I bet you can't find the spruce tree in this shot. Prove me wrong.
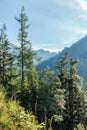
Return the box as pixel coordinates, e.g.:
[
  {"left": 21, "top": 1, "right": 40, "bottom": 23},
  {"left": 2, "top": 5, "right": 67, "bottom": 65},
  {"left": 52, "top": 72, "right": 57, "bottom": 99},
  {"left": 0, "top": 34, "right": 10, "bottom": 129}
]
[
  {"left": 78, "top": 90, "right": 87, "bottom": 130},
  {"left": 15, "top": 7, "right": 38, "bottom": 113},
  {"left": 38, "top": 67, "right": 65, "bottom": 130},
  {"left": 0, "top": 24, "right": 10, "bottom": 85},
  {"left": 67, "top": 58, "right": 82, "bottom": 130},
  {"left": 56, "top": 53, "right": 84, "bottom": 130},
  {"left": 15, "top": 6, "right": 30, "bottom": 85},
  {"left": 56, "top": 53, "right": 69, "bottom": 89},
  {"left": 0, "top": 24, "right": 17, "bottom": 99}
]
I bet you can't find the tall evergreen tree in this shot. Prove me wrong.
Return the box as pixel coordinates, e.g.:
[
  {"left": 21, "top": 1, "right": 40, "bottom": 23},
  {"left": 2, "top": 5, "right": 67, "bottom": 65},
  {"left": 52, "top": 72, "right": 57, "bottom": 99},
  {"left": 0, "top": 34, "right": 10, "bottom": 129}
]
[
  {"left": 56, "top": 53, "right": 84, "bottom": 130},
  {"left": 15, "top": 6, "right": 31, "bottom": 85},
  {"left": 0, "top": 24, "right": 10, "bottom": 85},
  {"left": 0, "top": 24, "right": 17, "bottom": 99},
  {"left": 56, "top": 53, "right": 69, "bottom": 89},
  {"left": 78, "top": 90, "right": 87, "bottom": 130},
  {"left": 37, "top": 67, "right": 65, "bottom": 130},
  {"left": 67, "top": 58, "right": 82, "bottom": 130},
  {"left": 15, "top": 7, "right": 38, "bottom": 113},
  {"left": 0, "top": 34, "right": 2, "bottom": 82}
]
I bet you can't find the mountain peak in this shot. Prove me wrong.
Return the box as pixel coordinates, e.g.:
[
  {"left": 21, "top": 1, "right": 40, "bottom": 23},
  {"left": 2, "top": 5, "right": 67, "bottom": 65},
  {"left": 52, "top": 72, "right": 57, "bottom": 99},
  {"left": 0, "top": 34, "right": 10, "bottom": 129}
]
[{"left": 36, "top": 36, "right": 87, "bottom": 91}]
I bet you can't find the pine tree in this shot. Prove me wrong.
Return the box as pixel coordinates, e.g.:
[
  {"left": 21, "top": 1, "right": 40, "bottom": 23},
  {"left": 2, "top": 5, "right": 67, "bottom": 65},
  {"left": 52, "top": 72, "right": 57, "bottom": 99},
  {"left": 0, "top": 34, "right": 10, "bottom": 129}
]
[
  {"left": 67, "top": 58, "right": 82, "bottom": 130},
  {"left": 78, "top": 90, "right": 87, "bottom": 130},
  {"left": 15, "top": 6, "right": 30, "bottom": 86},
  {"left": 56, "top": 53, "right": 84, "bottom": 130},
  {"left": 56, "top": 53, "right": 69, "bottom": 89},
  {"left": 38, "top": 67, "right": 65, "bottom": 130},
  {"left": 0, "top": 24, "right": 17, "bottom": 99},
  {"left": 56, "top": 53, "right": 69, "bottom": 129},
  {"left": 0, "top": 24, "right": 10, "bottom": 85},
  {"left": 15, "top": 7, "right": 38, "bottom": 113},
  {"left": 0, "top": 34, "right": 2, "bottom": 82}
]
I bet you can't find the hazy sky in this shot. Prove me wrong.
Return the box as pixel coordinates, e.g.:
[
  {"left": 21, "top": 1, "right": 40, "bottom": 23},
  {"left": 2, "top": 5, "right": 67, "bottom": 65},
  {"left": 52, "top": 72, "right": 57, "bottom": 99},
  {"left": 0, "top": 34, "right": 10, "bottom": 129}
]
[{"left": 0, "top": 0, "right": 87, "bottom": 52}]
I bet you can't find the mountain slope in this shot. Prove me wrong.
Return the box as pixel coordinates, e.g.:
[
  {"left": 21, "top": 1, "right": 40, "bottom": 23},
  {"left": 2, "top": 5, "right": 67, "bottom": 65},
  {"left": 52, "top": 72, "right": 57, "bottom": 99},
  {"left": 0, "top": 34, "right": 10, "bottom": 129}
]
[
  {"left": 34, "top": 49, "right": 57, "bottom": 65},
  {"left": 8, "top": 44, "right": 57, "bottom": 64},
  {"left": 36, "top": 36, "right": 87, "bottom": 90}
]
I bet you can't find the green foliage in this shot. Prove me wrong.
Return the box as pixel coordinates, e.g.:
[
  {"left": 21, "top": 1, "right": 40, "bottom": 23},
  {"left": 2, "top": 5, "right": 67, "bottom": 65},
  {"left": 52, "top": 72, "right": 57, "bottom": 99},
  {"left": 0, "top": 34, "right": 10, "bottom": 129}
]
[
  {"left": 37, "top": 67, "right": 65, "bottom": 129},
  {"left": 14, "top": 7, "right": 38, "bottom": 115},
  {"left": 56, "top": 53, "right": 87, "bottom": 130},
  {"left": 15, "top": 6, "right": 35, "bottom": 86},
  {"left": 0, "top": 89, "right": 44, "bottom": 130},
  {"left": 0, "top": 24, "right": 10, "bottom": 84},
  {"left": 0, "top": 24, "right": 17, "bottom": 99},
  {"left": 0, "top": 6, "right": 86, "bottom": 130},
  {"left": 78, "top": 91, "right": 87, "bottom": 130}
]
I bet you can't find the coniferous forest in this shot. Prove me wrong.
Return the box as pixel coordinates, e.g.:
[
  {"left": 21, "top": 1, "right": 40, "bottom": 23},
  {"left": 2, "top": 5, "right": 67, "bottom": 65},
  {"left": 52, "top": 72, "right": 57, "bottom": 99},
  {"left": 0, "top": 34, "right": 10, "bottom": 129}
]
[{"left": 0, "top": 7, "right": 87, "bottom": 130}]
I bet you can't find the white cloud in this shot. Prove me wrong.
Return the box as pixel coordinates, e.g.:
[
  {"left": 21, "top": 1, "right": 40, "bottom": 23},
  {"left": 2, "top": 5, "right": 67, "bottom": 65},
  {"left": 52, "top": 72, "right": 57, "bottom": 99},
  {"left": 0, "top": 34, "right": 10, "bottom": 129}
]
[
  {"left": 52, "top": 18, "right": 87, "bottom": 36},
  {"left": 74, "top": 0, "right": 87, "bottom": 21},
  {"left": 75, "top": 0, "right": 87, "bottom": 11},
  {"left": 74, "top": 27, "right": 87, "bottom": 34},
  {"left": 53, "top": 0, "right": 78, "bottom": 9},
  {"left": 62, "top": 39, "right": 76, "bottom": 45},
  {"left": 53, "top": 0, "right": 87, "bottom": 11},
  {"left": 64, "top": 25, "right": 87, "bottom": 35},
  {"left": 79, "top": 13, "right": 87, "bottom": 21},
  {"left": 32, "top": 43, "right": 62, "bottom": 52},
  {"left": 53, "top": 0, "right": 80, "bottom": 9},
  {"left": 33, "top": 47, "right": 62, "bottom": 53}
]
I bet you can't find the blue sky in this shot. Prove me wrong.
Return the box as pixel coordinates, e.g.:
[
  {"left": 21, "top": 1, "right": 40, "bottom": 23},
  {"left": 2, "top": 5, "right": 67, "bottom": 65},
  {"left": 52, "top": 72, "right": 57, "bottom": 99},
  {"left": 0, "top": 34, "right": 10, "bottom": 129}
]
[{"left": 0, "top": 0, "right": 87, "bottom": 52}]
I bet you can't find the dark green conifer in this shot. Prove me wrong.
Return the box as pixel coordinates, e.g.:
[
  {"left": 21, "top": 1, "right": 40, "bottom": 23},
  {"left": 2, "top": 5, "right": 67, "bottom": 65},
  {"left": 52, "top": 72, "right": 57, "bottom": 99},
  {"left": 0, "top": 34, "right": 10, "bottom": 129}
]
[{"left": 15, "top": 6, "right": 30, "bottom": 85}]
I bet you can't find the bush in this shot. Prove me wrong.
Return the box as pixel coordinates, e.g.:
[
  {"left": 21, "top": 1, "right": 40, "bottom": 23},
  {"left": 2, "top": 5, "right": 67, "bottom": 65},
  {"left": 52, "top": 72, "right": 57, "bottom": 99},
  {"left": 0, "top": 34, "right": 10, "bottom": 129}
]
[{"left": 0, "top": 90, "right": 44, "bottom": 130}]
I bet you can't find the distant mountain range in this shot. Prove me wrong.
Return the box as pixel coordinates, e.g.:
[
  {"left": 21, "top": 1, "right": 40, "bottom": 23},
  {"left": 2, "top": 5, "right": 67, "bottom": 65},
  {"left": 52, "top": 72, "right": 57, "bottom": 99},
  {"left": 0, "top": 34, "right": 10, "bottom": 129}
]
[
  {"left": 9, "top": 43, "right": 58, "bottom": 65},
  {"left": 36, "top": 36, "right": 87, "bottom": 91},
  {"left": 9, "top": 36, "right": 87, "bottom": 90},
  {"left": 35, "top": 49, "right": 57, "bottom": 65}
]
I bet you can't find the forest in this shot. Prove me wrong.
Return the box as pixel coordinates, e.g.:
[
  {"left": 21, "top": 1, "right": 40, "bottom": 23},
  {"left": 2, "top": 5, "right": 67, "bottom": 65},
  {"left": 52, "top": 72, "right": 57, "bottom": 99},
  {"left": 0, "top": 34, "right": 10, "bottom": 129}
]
[{"left": 0, "top": 7, "right": 87, "bottom": 130}]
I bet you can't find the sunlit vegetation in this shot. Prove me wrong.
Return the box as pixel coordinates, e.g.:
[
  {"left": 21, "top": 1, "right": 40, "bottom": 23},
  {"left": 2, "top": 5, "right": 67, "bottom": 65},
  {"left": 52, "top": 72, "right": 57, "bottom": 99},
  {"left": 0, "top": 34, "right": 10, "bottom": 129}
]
[
  {"left": 0, "top": 88, "right": 44, "bottom": 130},
  {"left": 0, "top": 6, "right": 87, "bottom": 130}
]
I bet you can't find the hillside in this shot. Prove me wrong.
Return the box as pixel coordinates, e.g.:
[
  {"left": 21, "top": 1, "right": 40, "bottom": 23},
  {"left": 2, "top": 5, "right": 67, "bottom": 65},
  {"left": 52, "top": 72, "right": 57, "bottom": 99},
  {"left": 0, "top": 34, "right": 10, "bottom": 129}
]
[{"left": 36, "top": 36, "right": 87, "bottom": 90}]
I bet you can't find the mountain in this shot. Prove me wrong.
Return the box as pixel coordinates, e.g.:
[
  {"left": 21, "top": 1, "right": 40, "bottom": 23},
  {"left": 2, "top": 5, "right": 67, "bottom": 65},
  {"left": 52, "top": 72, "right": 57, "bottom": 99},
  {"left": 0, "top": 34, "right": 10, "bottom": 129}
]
[
  {"left": 8, "top": 44, "right": 58, "bottom": 65},
  {"left": 34, "top": 49, "right": 57, "bottom": 65},
  {"left": 8, "top": 37, "right": 87, "bottom": 90},
  {"left": 36, "top": 36, "right": 87, "bottom": 90}
]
